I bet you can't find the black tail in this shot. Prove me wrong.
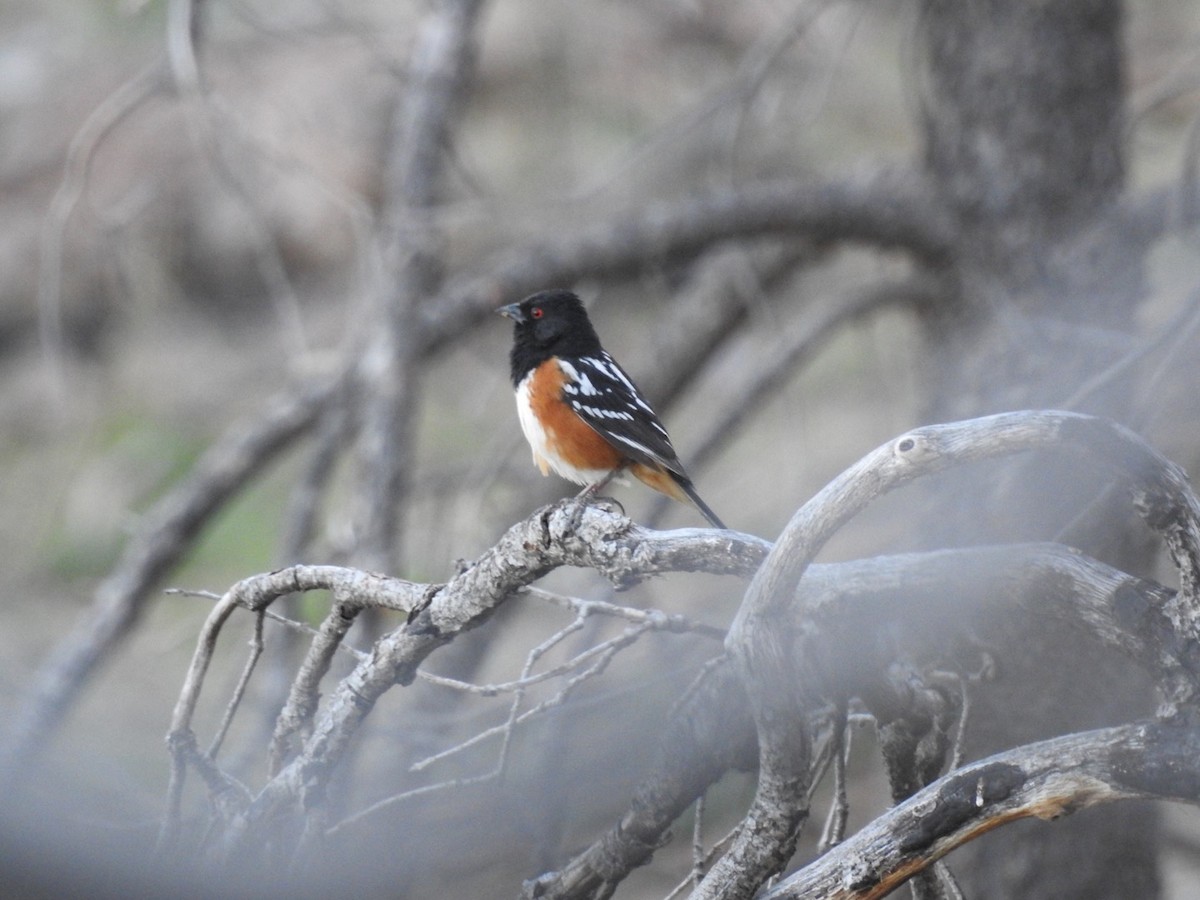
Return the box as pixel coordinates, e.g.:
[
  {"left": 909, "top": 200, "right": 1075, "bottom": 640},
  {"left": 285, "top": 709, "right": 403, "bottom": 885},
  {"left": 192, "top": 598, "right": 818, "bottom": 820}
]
[{"left": 676, "top": 476, "right": 726, "bottom": 530}]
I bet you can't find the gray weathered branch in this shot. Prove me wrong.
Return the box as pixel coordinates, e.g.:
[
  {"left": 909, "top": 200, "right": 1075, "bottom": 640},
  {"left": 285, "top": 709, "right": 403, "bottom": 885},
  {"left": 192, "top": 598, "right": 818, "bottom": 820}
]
[
  {"left": 352, "top": 0, "right": 486, "bottom": 574},
  {"left": 763, "top": 722, "right": 1200, "bottom": 900},
  {"left": 159, "top": 504, "right": 769, "bottom": 856},
  {"left": 529, "top": 539, "right": 1196, "bottom": 899},
  {"left": 421, "top": 167, "right": 954, "bottom": 349},
  {"left": 698, "top": 410, "right": 1200, "bottom": 899}
]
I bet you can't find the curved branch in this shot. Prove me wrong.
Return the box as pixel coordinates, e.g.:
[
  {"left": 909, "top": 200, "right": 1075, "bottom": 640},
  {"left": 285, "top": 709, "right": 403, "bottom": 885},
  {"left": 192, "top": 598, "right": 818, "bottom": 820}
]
[
  {"left": 523, "top": 539, "right": 1195, "bottom": 899},
  {"left": 686, "top": 274, "right": 939, "bottom": 475},
  {"left": 704, "top": 411, "right": 1200, "bottom": 899},
  {"left": 737, "top": 412, "right": 1200, "bottom": 637},
  {"left": 177, "top": 505, "right": 769, "bottom": 852},
  {"left": 421, "top": 167, "right": 954, "bottom": 349},
  {"left": 156, "top": 486, "right": 1198, "bottom": 889},
  {"left": 795, "top": 543, "right": 1195, "bottom": 703},
  {"left": 37, "top": 60, "right": 169, "bottom": 396},
  {"left": 763, "top": 721, "right": 1200, "bottom": 900},
  {"left": 161, "top": 565, "right": 425, "bottom": 848}
]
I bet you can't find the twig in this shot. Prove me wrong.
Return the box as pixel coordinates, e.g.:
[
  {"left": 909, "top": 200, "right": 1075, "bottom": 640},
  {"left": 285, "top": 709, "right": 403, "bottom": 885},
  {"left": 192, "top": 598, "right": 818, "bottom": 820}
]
[
  {"left": 525, "top": 652, "right": 758, "bottom": 900},
  {"left": 687, "top": 274, "right": 936, "bottom": 474},
  {"left": 494, "top": 610, "right": 593, "bottom": 776},
  {"left": 351, "top": 0, "right": 486, "bottom": 574},
  {"left": 267, "top": 598, "right": 367, "bottom": 775},
  {"left": 410, "top": 621, "right": 653, "bottom": 773},
  {"left": 948, "top": 674, "right": 969, "bottom": 772},
  {"left": 663, "top": 820, "right": 743, "bottom": 900},
  {"left": 1060, "top": 277, "right": 1200, "bottom": 418},
  {"left": 208, "top": 609, "right": 266, "bottom": 758},
  {"left": 722, "top": 0, "right": 852, "bottom": 186},
  {"left": 325, "top": 770, "right": 499, "bottom": 837},
  {"left": 525, "top": 587, "right": 726, "bottom": 640},
  {"left": 38, "top": 60, "right": 168, "bottom": 399},
  {"left": 643, "top": 243, "right": 813, "bottom": 526},
  {"left": 565, "top": 0, "right": 835, "bottom": 204},
  {"left": 411, "top": 580, "right": 728, "bottom": 699},
  {"left": 330, "top": 624, "right": 647, "bottom": 836},
  {"left": 818, "top": 703, "right": 850, "bottom": 853},
  {"left": 165, "top": 587, "right": 368, "bottom": 663},
  {"left": 160, "top": 565, "right": 427, "bottom": 846},
  {"left": 167, "top": 0, "right": 316, "bottom": 351},
  {"left": 646, "top": 243, "right": 806, "bottom": 413},
  {"left": 932, "top": 863, "right": 966, "bottom": 900}
]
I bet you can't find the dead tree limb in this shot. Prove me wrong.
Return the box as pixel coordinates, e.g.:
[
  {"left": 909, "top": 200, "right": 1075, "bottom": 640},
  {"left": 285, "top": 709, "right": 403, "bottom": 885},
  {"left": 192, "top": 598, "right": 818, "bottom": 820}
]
[
  {"left": 698, "top": 410, "right": 1200, "bottom": 899},
  {"left": 529, "top": 537, "right": 1195, "bottom": 899},
  {"left": 351, "top": 0, "right": 486, "bottom": 574},
  {"left": 422, "top": 167, "right": 954, "bottom": 349},
  {"left": 763, "top": 721, "right": 1200, "bottom": 900},
  {"left": 159, "top": 503, "right": 770, "bottom": 859},
  {"left": 154, "top": 411, "right": 1200, "bottom": 895}
]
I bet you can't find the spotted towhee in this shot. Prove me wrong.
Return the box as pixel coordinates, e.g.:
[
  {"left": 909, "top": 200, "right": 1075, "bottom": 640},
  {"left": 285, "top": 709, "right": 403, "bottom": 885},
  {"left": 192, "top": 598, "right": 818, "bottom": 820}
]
[{"left": 498, "top": 289, "right": 726, "bottom": 529}]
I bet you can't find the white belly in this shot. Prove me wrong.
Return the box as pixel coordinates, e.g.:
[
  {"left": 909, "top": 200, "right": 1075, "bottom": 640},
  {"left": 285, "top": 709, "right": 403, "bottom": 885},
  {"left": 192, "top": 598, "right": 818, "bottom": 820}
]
[{"left": 515, "top": 374, "right": 612, "bottom": 486}]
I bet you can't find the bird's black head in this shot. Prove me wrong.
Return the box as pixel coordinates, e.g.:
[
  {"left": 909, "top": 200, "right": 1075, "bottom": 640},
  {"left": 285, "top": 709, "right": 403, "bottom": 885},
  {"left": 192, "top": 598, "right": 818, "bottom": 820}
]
[{"left": 498, "top": 290, "right": 603, "bottom": 385}]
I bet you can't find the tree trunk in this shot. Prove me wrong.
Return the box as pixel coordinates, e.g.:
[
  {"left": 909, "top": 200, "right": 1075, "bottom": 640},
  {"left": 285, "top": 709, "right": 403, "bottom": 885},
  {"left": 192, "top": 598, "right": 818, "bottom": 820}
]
[{"left": 917, "top": 1, "right": 1160, "bottom": 897}]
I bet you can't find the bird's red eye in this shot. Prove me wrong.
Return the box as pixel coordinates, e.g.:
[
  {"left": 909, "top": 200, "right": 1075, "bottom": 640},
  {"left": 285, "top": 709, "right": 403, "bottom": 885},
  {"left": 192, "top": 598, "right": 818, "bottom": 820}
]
[{"left": 531, "top": 307, "right": 544, "bottom": 319}]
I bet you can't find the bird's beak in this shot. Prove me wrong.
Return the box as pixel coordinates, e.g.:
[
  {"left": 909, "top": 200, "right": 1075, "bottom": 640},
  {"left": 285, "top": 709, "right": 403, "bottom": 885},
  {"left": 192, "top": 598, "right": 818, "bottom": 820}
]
[{"left": 496, "top": 303, "right": 525, "bottom": 323}]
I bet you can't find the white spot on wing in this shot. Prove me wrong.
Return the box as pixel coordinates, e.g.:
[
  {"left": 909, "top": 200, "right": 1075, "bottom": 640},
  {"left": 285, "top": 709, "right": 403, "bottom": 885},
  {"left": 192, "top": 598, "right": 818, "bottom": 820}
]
[
  {"left": 599, "top": 352, "right": 654, "bottom": 413},
  {"left": 557, "top": 359, "right": 599, "bottom": 396},
  {"left": 573, "top": 401, "right": 635, "bottom": 421}
]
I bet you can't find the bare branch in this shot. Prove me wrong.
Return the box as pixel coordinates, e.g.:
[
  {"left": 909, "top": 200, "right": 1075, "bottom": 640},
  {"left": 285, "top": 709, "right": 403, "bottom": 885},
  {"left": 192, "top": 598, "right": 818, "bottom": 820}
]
[
  {"left": 266, "top": 597, "right": 367, "bottom": 775},
  {"left": 523, "top": 657, "right": 759, "bottom": 900},
  {"left": 208, "top": 609, "right": 266, "bottom": 759},
  {"left": 644, "top": 244, "right": 809, "bottom": 410},
  {"left": 687, "top": 274, "right": 937, "bottom": 475},
  {"left": 154, "top": 463, "right": 1198, "bottom": 892},
  {"left": 160, "top": 565, "right": 426, "bottom": 847},
  {"left": 817, "top": 703, "right": 849, "bottom": 853},
  {"left": 37, "top": 60, "right": 168, "bottom": 397},
  {"left": 421, "top": 168, "right": 954, "bottom": 350},
  {"left": 413, "top": 587, "right": 722, "bottom": 700},
  {"left": 352, "top": 0, "right": 486, "bottom": 573},
  {"left": 762, "top": 722, "right": 1200, "bottom": 900},
  {"left": 702, "top": 410, "right": 1200, "bottom": 898},
  {"left": 532, "top": 538, "right": 1191, "bottom": 899},
  {"left": 162, "top": 505, "right": 767, "bottom": 860}
]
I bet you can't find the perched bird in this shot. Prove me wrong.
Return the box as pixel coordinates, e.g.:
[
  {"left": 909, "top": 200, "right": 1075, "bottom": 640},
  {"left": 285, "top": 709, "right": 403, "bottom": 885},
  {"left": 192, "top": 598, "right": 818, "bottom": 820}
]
[{"left": 498, "top": 289, "right": 726, "bottom": 529}]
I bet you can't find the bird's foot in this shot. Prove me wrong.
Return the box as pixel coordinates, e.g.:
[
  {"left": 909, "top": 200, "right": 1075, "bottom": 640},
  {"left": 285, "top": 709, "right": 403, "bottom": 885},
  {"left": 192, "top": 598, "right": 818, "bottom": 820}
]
[
  {"left": 566, "top": 492, "right": 594, "bottom": 531},
  {"left": 566, "top": 469, "right": 625, "bottom": 531},
  {"left": 564, "top": 492, "right": 625, "bottom": 532},
  {"left": 590, "top": 495, "right": 625, "bottom": 518}
]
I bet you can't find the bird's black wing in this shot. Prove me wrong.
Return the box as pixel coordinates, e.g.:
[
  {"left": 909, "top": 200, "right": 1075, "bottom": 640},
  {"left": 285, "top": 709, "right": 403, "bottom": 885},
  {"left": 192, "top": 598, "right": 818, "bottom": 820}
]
[{"left": 559, "top": 353, "right": 686, "bottom": 475}]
